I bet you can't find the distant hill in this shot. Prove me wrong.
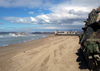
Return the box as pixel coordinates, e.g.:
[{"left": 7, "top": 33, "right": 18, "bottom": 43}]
[{"left": 32, "top": 32, "right": 55, "bottom": 34}]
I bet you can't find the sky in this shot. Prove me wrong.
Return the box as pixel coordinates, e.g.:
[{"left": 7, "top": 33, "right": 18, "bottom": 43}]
[{"left": 0, "top": 0, "right": 99, "bottom": 32}]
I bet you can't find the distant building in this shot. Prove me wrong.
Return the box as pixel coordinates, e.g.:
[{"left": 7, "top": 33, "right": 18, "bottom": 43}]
[{"left": 55, "top": 30, "right": 77, "bottom": 35}]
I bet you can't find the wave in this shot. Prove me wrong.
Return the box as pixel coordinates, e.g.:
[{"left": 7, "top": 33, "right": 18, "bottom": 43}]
[
  {"left": 0, "top": 34, "right": 49, "bottom": 47},
  {"left": 0, "top": 44, "right": 9, "bottom": 47},
  {"left": 0, "top": 35, "right": 4, "bottom": 38},
  {"left": 9, "top": 33, "right": 26, "bottom": 37},
  {"left": 0, "top": 33, "right": 49, "bottom": 38},
  {"left": 0, "top": 33, "right": 29, "bottom": 38},
  {"left": 42, "top": 36, "right": 46, "bottom": 37}
]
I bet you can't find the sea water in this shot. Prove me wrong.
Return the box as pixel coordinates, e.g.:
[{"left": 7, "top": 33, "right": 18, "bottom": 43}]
[{"left": 0, "top": 33, "right": 48, "bottom": 47}]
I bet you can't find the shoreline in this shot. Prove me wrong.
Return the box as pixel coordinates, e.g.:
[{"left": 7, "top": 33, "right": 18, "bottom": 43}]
[
  {"left": 0, "top": 34, "right": 52, "bottom": 48},
  {"left": 0, "top": 34, "right": 54, "bottom": 47},
  {"left": 0, "top": 35, "right": 54, "bottom": 64}
]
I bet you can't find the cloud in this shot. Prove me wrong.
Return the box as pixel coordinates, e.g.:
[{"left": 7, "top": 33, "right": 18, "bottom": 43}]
[
  {"left": 71, "top": 0, "right": 98, "bottom": 8},
  {"left": 29, "top": 12, "right": 34, "bottom": 15},
  {"left": 2, "top": 7, "right": 87, "bottom": 30},
  {"left": 30, "top": 17, "right": 37, "bottom": 22},
  {"left": 0, "top": 0, "right": 41, "bottom": 8},
  {"left": 35, "top": 8, "right": 87, "bottom": 25},
  {"left": 24, "top": 9, "right": 27, "bottom": 10},
  {"left": 38, "top": 10, "right": 42, "bottom": 12},
  {"left": 30, "top": 24, "right": 84, "bottom": 31},
  {"left": 0, "top": 0, "right": 55, "bottom": 8},
  {"left": 1, "top": 0, "right": 98, "bottom": 31},
  {"left": 0, "top": 0, "right": 98, "bottom": 9},
  {"left": 2, "top": 17, "right": 37, "bottom": 24}
]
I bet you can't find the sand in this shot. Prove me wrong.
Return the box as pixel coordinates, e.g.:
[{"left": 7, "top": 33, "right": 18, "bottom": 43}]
[{"left": 0, "top": 35, "right": 89, "bottom": 71}]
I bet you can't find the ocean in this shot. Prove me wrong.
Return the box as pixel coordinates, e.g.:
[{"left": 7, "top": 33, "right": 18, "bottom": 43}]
[{"left": 0, "top": 33, "right": 49, "bottom": 47}]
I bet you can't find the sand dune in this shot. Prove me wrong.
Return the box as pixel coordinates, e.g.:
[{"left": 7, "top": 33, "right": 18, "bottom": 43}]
[{"left": 0, "top": 35, "right": 89, "bottom": 71}]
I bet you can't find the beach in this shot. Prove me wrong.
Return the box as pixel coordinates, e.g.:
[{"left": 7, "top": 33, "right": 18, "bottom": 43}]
[{"left": 0, "top": 35, "right": 89, "bottom": 71}]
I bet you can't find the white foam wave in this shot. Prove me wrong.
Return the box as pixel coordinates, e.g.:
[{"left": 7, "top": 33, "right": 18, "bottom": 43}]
[
  {"left": 9, "top": 33, "right": 25, "bottom": 37},
  {"left": 2, "top": 44, "right": 9, "bottom": 47},
  {"left": 0, "top": 35, "right": 3, "bottom": 38},
  {"left": 0, "top": 34, "right": 49, "bottom": 47},
  {"left": 0, "top": 35, "right": 8, "bottom": 38},
  {"left": 23, "top": 41, "right": 27, "bottom": 42},
  {"left": 9, "top": 33, "right": 16, "bottom": 36},
  {"left": 33, "top": 35, "right": 36, "bottom": 36},
  {"left": 42, "top": 36, "right": 46, "bottom": 37}
]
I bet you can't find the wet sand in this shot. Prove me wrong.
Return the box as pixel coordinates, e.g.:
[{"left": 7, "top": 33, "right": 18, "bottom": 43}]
[{"left": 0, "top": 35, "right": 89, "bottom": 71}]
